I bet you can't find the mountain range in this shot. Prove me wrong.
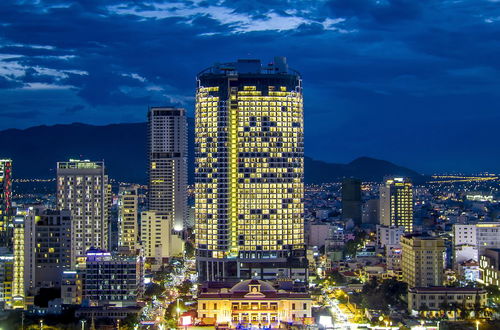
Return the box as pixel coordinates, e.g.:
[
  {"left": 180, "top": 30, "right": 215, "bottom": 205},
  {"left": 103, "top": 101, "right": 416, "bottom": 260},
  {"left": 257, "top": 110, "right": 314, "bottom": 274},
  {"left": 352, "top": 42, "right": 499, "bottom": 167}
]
[{"left": 0, "top": 121, "right": 425, "bottom": 184}]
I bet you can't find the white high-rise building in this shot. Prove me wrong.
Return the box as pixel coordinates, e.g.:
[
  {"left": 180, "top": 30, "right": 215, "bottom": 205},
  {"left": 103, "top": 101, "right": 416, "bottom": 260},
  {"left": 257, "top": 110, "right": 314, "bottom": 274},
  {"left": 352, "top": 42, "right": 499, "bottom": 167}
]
[
  {"left": 148, "top": 107, "right": 188, "bottom": 232},
  {"left": 379, "top": 177, "right": 414, "bottom": 232},
  {"left": 57, "top": 160, "right": 111, "bottom": 265}
]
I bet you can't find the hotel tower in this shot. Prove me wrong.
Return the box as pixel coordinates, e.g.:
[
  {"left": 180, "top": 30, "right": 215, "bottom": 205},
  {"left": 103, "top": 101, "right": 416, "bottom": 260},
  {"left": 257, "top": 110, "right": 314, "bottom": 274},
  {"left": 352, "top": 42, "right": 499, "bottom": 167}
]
[
  {"left": 380, "top": 177, "right": 414, "bottom": 232},
  {"left": 148, "top": 107, "right": 188, "bottom": 232},
  {"left": 0, "top": 159, "right": 12, "bottom": 248},
  {"left": 195, "top": 57, "right": 307, "bottom": 281}
]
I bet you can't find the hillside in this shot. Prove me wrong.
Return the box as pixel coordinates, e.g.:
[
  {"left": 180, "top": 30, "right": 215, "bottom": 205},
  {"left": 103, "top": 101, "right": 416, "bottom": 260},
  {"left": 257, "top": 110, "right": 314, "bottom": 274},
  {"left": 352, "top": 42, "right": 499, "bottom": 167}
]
[{"left": 0, "top": 122, "right": 425, "bottom": 184}]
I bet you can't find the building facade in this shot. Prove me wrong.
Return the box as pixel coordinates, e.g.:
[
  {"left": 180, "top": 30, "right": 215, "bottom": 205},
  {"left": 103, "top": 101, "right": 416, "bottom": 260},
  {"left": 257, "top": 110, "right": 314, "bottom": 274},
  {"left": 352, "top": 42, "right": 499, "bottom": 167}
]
[
  {"left": 479, "top": 248, "right": 500, "bottom": 286},
  {"left": 61, "top": 270, "right": 82, "bottom": 305},
  {"left": 341, "top": 178, "right": 362, "bottom": 225},
  {"left": 148, "top": 107, "right": 188, "bottom": 232},
  {"left": 401, "top": 234, "right": 445, "bottom": 288},
  {"left": 12, "top": 214, "right": 26, "bottom": 309},
  {"left": 118, "top": 186, "right": 139, "bottom": 253},
  {"left": 377, "top": 225, "right": 405, "bottom": 248},
  {"left": 0, "top": 253, "right": 13, "bottom": 309},
  {"left": 25, "top": 208, "right": 72, "bottom": 291},
  {"left": 57, "top": 160, "right": 111, "bottom": 264},
  {"left": 0, "top": 159, "right": 12, "bottom": 248},
  {"left": 379, "top": 177, "right": 414, "bottom": 232},
  {"left": 83, "top": 249, "right": 143, "bottom": 307},
  {"left": 197, "top": 279, "right": 312, "bottom": 327},
  {"left": 195, "top": 57, "right": 307, "bottom": 282},
  {"left": 140, "top": 211, "right": 184, "bottom": 260},
  {"left": 453, "top": 223, "right": 500, "bottom": 261},
  {"left": 407, "top": 287, "right": 487, "bottom": 316}
]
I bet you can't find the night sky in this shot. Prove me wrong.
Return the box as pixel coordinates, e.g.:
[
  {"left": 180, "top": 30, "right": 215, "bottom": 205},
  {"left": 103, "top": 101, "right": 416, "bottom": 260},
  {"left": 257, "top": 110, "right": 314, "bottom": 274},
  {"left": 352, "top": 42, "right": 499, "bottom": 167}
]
[{"left": 0, "top": 0, "right": 499, "bottom": 174}]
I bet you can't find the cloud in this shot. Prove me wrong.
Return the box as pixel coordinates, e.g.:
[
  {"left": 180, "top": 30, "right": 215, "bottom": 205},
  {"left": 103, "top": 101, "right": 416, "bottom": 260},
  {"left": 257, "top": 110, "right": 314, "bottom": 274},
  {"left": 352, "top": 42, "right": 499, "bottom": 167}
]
[
  {"left": 63, "top": 104, "right": 85, "bottom": 114},
  {"left": 0, "top": 0, "right": 500, "bottom": 172}
]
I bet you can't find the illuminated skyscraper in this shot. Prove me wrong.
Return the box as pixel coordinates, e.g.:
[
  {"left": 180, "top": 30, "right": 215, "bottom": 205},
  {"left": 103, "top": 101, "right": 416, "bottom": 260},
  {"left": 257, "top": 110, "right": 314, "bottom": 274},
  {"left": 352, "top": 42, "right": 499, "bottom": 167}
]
[
  {"left": 118, "top": 186, "right": 139, "bottom": 253},
  {"left": 57, "top": 160, "right": 111, "bottom": 265},
  {"left": 0, "top": 159, "right": 12, "bottom": 248},
  {"left": 11, "top": 214, "right": 25, "bottom": 309},
  {"left": 379, "top": 177, "right": 414, "bottom": 232},
  {"left": 148, "top": 107, "right": 188, "bottom": 232},
  {"left": 195, "top": 57, "right": 306, "bottom": 281}
]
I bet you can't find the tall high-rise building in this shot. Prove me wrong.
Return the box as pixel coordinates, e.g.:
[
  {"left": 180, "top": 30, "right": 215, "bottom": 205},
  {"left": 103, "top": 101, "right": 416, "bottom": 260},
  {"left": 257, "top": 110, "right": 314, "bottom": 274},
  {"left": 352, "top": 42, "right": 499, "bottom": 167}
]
[
  {"left": 401, "top": 234, "right": 445, "bottom": 288},
  {"left": 12, "top": 214, "right": 26, "bottom": 309},
  {"left": 57, "top": 160, "right": 110, "bottom": 264},
  {"left": 0, "top": 159, "right": 13, "bottom": 248},
  {"left": 148, "top": 107, "right": 188, "bottom": 231},
  {"left": 341, "top": 178, "right": 362, "bottom": 225},
  {"left": 118, "top": 186, "right": 139, "bottom": 253},
  {"left": 379, "top": 177, "right": 414, "bottom": 232},
  {"left": 195, "top": 57, "right": 307, "bottom": 282}
]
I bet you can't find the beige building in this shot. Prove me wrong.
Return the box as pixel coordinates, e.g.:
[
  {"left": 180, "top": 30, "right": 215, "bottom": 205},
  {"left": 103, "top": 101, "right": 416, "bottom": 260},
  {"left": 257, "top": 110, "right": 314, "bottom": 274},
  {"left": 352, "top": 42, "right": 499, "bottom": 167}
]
[
  {"left": 408, "top": 287, "right": 487, "bottom": 317},
  {"left": 401, "top": 234, "right": 445, "bottom": 288},
  {"left": 118, "top": 186, "right": 139, "bottom": 253},
  {"left": 379, "top": 177, "right": 413, "bottom": 232},
  {"left": 140, "top": 211, "right": 184, "bottom": 261},
  {"left": 197, "top": 279, "right": 312, "bottom": 327}
]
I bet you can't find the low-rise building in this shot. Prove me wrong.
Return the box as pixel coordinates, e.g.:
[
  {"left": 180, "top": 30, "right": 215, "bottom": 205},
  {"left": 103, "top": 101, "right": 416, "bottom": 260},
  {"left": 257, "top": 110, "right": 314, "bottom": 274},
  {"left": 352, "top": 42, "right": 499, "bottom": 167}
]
[
  {"left": 83, "top": 249, "right": 143, "bottom": 307},
  {"left": 457, "top": 259, "right": 480, "bottom": 284},
  {"left": 61, "top": 270, "right": 82, "bottom": 305},
  {"left": 197, "top": 279, "right": 312, "bottom": 327},
  {"left": 479, "top": 248, "right": 500, "bottom": 286},
  {"left": 377, "top": 225, "right": 405, "bottom": 248},
  {"left": 408, "top": 287, "right": 487, "bottom": 318},
  {"left": 386, "top": 245, "right": 402, "bottom": 270}
]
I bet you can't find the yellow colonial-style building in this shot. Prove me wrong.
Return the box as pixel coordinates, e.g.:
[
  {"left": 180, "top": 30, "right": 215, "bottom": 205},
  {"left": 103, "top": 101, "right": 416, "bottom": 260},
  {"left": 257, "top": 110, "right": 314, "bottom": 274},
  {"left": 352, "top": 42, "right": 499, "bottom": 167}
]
[{"left": 197, "top": 279, "right": 312, "bottom": 327}]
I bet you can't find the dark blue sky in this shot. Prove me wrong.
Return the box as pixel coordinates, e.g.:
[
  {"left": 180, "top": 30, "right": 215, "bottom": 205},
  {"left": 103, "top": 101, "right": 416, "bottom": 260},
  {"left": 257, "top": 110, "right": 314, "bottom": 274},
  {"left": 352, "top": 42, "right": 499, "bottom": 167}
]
[{"left": 0, "top": 0, "right": 499, "bottom": 174}]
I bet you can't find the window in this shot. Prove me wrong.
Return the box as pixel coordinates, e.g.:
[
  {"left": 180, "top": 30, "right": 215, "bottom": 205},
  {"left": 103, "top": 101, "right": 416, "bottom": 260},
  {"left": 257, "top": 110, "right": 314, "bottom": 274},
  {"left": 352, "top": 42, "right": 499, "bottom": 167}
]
[
  {"left": 292, "top": 303, "right": 296, "bottom": 310},
  {"left": 303, "top": 303, "right": 307, "bottom": 309}
]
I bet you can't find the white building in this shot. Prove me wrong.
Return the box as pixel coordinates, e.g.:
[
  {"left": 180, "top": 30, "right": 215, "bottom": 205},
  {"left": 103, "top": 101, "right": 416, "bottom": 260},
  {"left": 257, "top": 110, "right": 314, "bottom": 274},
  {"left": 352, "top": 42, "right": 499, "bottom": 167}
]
[
  {"left": 148, "top": 107, "right": 188, "bottom": 232},
  {"left": 453, "top": 223, "right": 500, "bottom": 262},
  {"left": 57, "top": 160, "right": 111, "bottom": 265},
  {"left": 377, "top": 225, "right": 405, "bottom": 248}
]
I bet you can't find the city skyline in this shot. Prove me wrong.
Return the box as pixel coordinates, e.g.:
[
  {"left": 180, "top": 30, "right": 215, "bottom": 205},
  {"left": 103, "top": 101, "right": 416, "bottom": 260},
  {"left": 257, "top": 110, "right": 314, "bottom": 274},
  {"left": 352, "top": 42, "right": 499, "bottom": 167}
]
[{"left": 0, "top": 1, "right": 499, "bottom": 174}]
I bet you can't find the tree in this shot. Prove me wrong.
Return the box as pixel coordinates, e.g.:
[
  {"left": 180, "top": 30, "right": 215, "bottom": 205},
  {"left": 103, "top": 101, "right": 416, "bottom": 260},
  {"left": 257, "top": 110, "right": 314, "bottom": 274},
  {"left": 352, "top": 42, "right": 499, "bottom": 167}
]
[
  {"left": 144, "top": 283, "right": 164, "bottom": 298},
  {"left": 185, "top": 241, "right": 195, "bottom": 258}
]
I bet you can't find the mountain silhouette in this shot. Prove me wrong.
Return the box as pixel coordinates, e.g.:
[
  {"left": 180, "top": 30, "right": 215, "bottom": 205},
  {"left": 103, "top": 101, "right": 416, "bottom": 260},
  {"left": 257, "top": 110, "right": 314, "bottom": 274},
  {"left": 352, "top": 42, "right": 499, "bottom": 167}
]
[{"left": 0, "top": 121, "right": 425, "bottom": 185}]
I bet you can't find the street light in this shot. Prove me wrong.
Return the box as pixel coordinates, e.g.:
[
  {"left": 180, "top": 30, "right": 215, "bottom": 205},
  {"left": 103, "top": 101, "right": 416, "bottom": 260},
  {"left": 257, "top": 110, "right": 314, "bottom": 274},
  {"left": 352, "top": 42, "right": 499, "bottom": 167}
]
[
  {"left": 39, "top": 319, "right": 43, "bottom": 330},
  {"left": 476, "top": 320, "right": 480, "bottom": 330},
  {"left": 80, "top": 320, "right": 86, "bottom": 330}
]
